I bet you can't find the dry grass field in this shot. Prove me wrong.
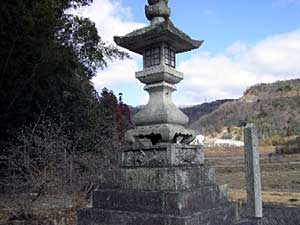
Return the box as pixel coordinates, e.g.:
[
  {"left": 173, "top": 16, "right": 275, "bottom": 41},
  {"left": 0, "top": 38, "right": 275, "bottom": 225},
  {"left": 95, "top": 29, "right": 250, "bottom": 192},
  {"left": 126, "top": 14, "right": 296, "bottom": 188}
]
[
  {"left": 204, "top": 146, "right": 300, "bottom": 206},
  {"left": 203, "top": 146, "right": 275, "bottom": 157},
  {"left": 229, "top": 190, "right": 300, "bottom": 206}
]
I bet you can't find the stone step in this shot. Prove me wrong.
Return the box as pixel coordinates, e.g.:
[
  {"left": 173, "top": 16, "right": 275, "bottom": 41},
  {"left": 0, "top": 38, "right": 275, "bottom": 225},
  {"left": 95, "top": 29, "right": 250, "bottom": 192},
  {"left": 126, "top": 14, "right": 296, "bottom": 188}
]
[
  {"left": 98, "top": 166, "right": 217, "bottom": 191},
  {"left": 77, "top": 205, "right": 237, "bottom": 225},
  {"left": 119, "top": 166, "right": 216, "bottom": 191},
  {"left": 92, "top": 185, "right": 228, "bottom": 216}
]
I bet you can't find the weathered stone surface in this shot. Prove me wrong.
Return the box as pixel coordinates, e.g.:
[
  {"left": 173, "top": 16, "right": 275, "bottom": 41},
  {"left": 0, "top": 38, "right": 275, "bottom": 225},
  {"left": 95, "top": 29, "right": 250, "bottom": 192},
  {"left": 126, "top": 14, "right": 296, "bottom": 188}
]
[
  {"left": 244, "top": 124, "right": 262, "bottom": 219},
  {"left": 121, "top": 144, "right": 203, "bottom": 167},
  {"left": 114, "top": 20, "right": 203, "bottom": 55},
  {"left": 145, "top": 0, "right": 171, "bottom": 25},
  {"left": 92, "top": 185, "right": 228, "bottom": 215},
  {"left": 132, "top": 82, "right": 188, "bottom": 126},
  {"left": 78, "top": 143, "right": 239, "bottom": 225},
  {"left": 95, "top": 165, "right": 216, "bottom": 191},
  {"left": 235, "top": 220, "right": 261, "bottom": 225},
  {"left": 78, "top": 204, "right": 236, "bottom": 225},
  {"left": 120, "top": 166, "right": 216, "bottom": 191},
  {"left": 125, "top": 124, "right": 196, "bottom": 144},
  {"left": 136, "top": 64, "right": 183, "bottom": 85}
]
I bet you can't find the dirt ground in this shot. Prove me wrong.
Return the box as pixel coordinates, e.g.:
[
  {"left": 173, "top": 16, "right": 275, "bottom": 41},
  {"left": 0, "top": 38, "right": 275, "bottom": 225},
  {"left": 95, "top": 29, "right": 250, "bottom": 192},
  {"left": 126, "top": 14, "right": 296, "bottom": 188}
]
[
  {"left": 203, "top": 146, "right": 275, "bottom": 157},
  {"left": 204, "top": 146, "right": 300, "bottom": 206},
  {"left": 229, "top": 190, "right": 300, "bottom": 206}
]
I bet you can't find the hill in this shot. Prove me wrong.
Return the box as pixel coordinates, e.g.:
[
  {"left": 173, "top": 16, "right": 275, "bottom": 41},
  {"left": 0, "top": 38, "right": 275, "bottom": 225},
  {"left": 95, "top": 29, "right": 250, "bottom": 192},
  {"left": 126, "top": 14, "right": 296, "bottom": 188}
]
[
  {"left": 190, "top": 79, "right": 300, "bottom": 138},
  {"left": 181, "top": 99, "right": 233, "bottom": 125},
  {"left": 128, "top": 79, "right": 300, "bottom": 138},
  {"left": 129, "top": 100, "right": 232, "bottom": 126}
]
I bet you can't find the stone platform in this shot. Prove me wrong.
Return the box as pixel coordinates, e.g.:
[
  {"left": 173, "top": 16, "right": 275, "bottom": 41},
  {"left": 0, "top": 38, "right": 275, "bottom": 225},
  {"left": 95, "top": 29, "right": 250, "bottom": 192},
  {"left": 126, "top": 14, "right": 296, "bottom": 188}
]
[{"left": 77, "top": 144, "right": 237, "bottom": 225}]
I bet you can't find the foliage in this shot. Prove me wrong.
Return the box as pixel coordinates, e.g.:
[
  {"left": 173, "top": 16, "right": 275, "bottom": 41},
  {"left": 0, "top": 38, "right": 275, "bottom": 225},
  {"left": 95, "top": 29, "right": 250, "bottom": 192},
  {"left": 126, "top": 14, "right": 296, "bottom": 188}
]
[
  {"left": 0, "top": 0, "right": 128, "bottom": 146},
  {"left": 259, "top": 135, "right": 296, "bottom": 146},
  {"left": 181, "top": 99, "right": 233, "bottom": 126},
  {"left": 0, "top": 0, "right": 132, "bottom": 201},
  {"left": 276, "top": 84, "right": 292, "bottom": 92},
  {"left": 1, "top": 87, "right": 131, "bottom": 190},
  {"left": 291, "top": 121, "right": 300, "bottom": 136},
  {"left": 3, "top": 110, "right": 72, "bottom": 193},
  {"left": 275, "top": 136, "right": 300, "bottom": 155}
]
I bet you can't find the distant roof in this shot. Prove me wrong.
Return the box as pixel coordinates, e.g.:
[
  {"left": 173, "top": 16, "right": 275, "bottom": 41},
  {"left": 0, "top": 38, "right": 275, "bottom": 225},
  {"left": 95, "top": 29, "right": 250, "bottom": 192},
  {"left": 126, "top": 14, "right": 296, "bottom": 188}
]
[{"left": 114, "top": 20, "right": 203, "bottom": 55}]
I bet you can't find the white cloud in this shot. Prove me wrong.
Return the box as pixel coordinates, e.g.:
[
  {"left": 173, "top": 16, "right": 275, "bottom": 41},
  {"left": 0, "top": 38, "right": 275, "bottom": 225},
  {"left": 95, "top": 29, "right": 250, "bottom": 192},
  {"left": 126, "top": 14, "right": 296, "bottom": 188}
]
[
  {"left": 71, "top": 0, "right": 147, "bottom": 105},
  {"left": 177, "top": 29, "right": 300, "bottom": 105},
  {"left": 71, "top": 1, "right": 300, "bottom": 107},
  {"left": 243, "top": 30, "right": 300, "bottom": 75},
  {"left": 73, "top": 0, "right": 145, "bottom": 42},
  {"left": 92, "top": 56, "right": 139, "bottom": 88}
]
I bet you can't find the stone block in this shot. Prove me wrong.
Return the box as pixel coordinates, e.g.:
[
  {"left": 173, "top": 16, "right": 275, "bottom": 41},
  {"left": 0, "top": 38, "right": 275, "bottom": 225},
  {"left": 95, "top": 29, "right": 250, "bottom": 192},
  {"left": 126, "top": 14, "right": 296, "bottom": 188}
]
[
  {"left": 121, "top": 144, "right": 204, "bottom": 167},
  {"left": 78, "top": 204, "right": 236, "bottom": 225},
  {"left": 92, "top": 185, "right": 228, "bottom": 216},
  {"left": 120, "top": 166, "right": 216, "bottom": 191},
  {"left": 135, "top": 64, "right": 183, "bottom": 85}
]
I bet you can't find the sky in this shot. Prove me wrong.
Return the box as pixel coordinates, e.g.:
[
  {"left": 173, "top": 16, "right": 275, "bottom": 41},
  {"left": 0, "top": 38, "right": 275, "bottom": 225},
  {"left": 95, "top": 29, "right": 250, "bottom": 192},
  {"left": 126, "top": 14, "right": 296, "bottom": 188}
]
[{"left": 73, "top": 0, "right": 300, "bottom": 106}]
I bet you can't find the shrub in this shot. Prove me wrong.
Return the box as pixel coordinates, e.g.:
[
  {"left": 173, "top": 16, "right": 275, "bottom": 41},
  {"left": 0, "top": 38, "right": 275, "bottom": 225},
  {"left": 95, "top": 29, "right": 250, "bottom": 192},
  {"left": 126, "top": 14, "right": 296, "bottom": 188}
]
[
  {"left": 275, "top": 145, "right": 300, "bottom": 154},
  {"left": 275, "top": 136, "right": 300, "bottom": 155},
  {"left": 261, "top": 135, "right": 297, "bottom": 146}
]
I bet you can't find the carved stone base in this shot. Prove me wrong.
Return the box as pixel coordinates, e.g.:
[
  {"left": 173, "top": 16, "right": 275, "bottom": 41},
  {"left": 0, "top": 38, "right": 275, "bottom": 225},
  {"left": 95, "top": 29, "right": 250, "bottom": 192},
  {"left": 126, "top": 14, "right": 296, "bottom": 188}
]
[
  {"left": 77, "top": 145, "right": 237, "bottom": 225},
  {"left": 122, "top": 143, "right": 203, "bottom": 167}
]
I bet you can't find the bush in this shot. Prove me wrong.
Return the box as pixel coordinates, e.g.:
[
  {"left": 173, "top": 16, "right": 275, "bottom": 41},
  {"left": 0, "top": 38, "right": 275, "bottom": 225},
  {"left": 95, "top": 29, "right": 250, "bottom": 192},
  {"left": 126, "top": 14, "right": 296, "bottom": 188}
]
[
  {"left": 1, "top": 102, "right": 126, "bottom": 206},
  {"left": 276, "top": 84, "right": 292, "bottom": 92},
  {"left": 2, "top": 111, "right": 72, "bottom": 194},
  {"left": 276, "top": 145, "right": 300, "bottom": 154},
  {"left": 260, "top": 135, "right": 297, "bottom": 146},
  {"left": 275, "top": 136, "right": 300, "bottom": 155}
]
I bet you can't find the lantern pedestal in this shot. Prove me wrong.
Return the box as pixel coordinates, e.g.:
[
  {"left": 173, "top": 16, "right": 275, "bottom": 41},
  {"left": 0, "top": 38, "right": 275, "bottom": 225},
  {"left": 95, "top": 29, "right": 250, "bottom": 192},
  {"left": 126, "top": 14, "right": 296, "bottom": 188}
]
[{"left": 78, "top": 144, "right": 237, "bottom": 225}]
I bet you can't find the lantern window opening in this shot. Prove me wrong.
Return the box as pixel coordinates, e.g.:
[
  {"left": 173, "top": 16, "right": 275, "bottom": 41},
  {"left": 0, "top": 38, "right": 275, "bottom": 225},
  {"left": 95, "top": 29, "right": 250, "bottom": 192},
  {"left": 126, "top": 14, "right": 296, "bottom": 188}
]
[
  {"left": 164, "top": 46, "right": 176, "bottom": 68},
  {"left": 144, "top": 47, "right": 161, "bottom": 68}
]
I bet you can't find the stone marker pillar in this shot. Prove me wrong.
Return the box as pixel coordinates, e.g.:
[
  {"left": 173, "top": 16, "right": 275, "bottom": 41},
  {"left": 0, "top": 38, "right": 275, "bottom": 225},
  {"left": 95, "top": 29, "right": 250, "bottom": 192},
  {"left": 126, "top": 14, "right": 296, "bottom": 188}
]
[{"left": 244, "top": 123, "right": 263, "bottom": 223}]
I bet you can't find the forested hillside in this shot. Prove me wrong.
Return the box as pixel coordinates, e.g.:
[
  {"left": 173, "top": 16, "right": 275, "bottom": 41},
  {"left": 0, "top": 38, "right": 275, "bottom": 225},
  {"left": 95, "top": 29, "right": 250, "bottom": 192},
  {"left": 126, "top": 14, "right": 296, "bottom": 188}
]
[
  {"left": 190, "top": 79, "right": 300, "bottom": 138},
  {"left": 181, "top": 99, "right": 233, "bottom": 126}
]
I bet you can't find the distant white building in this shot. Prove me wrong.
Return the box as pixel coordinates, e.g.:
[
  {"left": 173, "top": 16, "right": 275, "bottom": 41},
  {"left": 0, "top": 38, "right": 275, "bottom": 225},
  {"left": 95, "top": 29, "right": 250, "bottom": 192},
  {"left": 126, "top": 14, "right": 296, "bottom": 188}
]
[
  {"left": 190, "top": 135, "right": 244, "bottom": 148},
  {"left": 214, "top": 139, "right": 244, "bottom": 147},
  {"left": 204, "top": 139, "right": 244, "bottom": 148}
]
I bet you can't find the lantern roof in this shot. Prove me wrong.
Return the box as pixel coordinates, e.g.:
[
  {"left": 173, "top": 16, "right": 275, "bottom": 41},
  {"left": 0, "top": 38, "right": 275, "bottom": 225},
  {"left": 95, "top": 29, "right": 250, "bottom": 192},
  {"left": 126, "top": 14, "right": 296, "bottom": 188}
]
[{"left": 114, "top": 20, "right": 203, "bottom": 55}]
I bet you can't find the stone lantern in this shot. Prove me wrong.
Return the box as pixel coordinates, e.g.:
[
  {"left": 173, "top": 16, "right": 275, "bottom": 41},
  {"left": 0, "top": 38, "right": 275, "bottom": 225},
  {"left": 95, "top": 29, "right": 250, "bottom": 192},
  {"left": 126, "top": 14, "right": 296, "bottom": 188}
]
[
  {"left": 77, "top": 1, "right": 237, "bottom": 225},
  {"left": 114, "top": 0, "right": 203, "bottom": 145}
]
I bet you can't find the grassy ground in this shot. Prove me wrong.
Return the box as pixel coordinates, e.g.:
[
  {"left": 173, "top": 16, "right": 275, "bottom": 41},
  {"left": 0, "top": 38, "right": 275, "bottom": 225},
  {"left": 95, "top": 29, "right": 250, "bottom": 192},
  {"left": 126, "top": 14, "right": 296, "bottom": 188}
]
[{"left": 204, "top": 146, "right": 300, "bottom": 206}]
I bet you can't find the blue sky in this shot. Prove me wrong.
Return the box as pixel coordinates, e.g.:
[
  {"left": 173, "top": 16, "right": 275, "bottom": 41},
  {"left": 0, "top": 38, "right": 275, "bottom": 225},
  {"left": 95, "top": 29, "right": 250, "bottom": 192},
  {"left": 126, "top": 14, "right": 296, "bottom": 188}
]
[
  {"left": 75, "top": 0, "right": 300, "bottom": 106},
  {"left": 122, "top": 0, "right": 300, "bottom": 56}
]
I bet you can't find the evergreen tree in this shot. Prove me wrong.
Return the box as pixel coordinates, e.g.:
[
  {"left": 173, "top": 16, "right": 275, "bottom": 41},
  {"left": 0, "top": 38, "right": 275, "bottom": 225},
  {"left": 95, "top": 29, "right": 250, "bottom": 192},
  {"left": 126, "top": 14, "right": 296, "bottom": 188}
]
[{"left": 0, "top": 0, "right": 129, "bottom": 148}]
